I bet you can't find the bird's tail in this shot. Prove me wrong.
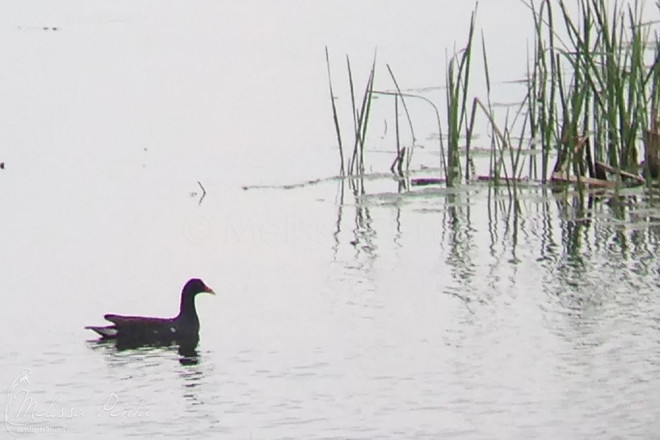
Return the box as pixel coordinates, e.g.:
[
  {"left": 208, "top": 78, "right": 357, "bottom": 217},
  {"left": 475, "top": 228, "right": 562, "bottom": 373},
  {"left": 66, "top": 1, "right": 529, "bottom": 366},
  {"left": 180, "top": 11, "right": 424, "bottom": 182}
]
[{"left": 85, "top": 326, "right": 118, "bottom": 339}]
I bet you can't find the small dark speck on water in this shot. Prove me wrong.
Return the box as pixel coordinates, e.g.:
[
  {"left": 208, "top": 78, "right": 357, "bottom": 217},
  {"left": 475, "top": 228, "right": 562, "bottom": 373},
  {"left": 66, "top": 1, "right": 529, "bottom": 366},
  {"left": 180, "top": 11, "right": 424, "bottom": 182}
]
[{"left": 0, "top": 162, "right": 4, "bottom": 169}]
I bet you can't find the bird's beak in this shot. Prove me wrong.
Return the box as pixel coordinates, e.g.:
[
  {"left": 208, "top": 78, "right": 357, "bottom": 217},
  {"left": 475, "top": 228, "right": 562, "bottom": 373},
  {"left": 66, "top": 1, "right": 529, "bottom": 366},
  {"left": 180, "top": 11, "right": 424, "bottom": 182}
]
[{"left": 205, "top": 286, "right": 216, "bottom": 295}]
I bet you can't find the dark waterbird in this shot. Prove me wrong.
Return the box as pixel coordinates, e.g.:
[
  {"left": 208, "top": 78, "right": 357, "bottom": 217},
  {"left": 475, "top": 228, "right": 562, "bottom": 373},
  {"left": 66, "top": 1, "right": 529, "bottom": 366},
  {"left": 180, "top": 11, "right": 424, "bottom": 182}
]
[{"left": 86, "top": 278, "right": 214, "bottom": 350}]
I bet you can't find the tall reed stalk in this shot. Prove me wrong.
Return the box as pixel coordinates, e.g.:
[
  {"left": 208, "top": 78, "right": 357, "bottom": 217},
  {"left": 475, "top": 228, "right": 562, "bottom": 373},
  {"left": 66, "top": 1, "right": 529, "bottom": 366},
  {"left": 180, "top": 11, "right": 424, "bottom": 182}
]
[
  {"left": 445, "top": 6, "right": 477, "bottom": 186},
  {"left": 325, "top": 49, "right": 377, "bottom": 177},
  {"left": 325, "top": 47, "right": 345, "bottom": 176}
]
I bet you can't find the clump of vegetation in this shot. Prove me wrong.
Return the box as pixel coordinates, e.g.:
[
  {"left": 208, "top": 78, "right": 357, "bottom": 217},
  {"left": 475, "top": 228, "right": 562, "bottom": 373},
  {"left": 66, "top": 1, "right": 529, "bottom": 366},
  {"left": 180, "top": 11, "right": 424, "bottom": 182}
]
[
  {"left": 526, "top": 0, "right": 660, "bottom": 187},
  {"left": 325, "top": 0, "right": 660, "bottom": 191}
]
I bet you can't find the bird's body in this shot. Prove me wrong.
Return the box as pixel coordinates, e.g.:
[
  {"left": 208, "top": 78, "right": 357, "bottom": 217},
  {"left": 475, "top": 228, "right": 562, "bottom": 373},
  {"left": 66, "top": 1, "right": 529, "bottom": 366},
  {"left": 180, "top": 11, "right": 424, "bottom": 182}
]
[{"left": 86, "top": 278, "right": 214, "bottom": 350}]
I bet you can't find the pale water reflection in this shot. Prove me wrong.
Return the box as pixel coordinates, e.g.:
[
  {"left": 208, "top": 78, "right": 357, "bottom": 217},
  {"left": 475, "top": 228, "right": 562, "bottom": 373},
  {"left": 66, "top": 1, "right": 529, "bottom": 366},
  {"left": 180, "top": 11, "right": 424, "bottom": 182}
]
[{"left": 2, "top": 172, "right": 660, "bottom": 438}]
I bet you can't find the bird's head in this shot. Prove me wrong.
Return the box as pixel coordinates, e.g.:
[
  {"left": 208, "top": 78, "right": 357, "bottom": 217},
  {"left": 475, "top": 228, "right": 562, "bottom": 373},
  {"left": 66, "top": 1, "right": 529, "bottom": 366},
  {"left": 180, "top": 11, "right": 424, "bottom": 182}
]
[{"left": 183, "top": 278, "right": 215, "bottom": 296}]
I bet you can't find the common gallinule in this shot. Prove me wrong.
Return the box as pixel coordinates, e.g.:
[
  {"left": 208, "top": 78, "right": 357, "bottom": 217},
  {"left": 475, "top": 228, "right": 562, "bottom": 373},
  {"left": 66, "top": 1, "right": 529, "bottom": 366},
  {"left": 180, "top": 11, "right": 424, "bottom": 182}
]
[{"left": 86, "top": 278, "right": 214, "bottom": 350}]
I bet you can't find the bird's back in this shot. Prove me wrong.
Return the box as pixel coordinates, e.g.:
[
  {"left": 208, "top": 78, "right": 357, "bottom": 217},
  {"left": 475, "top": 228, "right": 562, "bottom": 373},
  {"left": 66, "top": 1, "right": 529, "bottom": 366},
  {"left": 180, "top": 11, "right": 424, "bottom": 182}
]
[{"left": 104, "top": 314, "right": 178, "bottom": 348}]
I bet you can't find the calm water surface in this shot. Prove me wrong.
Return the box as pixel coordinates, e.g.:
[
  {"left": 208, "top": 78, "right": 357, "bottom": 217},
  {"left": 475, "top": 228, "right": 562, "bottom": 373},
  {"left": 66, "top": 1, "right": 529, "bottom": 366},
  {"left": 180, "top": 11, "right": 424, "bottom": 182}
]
[{"left": 1, "top": 1, "right": 660, "bottom": 439}]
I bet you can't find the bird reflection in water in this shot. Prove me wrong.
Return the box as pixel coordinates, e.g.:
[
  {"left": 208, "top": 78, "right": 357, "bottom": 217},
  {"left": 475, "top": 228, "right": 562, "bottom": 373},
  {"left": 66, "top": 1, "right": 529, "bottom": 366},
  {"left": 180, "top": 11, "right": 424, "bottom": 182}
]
[{"left": 178, "top": 342, "right": 200, "bottom": 365}]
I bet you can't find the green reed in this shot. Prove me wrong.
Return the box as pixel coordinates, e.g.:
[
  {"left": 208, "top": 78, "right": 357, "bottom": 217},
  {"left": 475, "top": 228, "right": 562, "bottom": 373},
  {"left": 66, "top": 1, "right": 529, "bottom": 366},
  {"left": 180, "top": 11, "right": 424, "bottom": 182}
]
[
  {"left": 347, "top": 53, "right": 376, "bottom": 175},
  {"left": 445, "top": 6, "right": 477, "bottom": 186},
  {"left": 325, "top": 47, "right": 345, "bottom": 176},
  {"left": 325, "top": 47, "right": 377, "bottom": 177}
]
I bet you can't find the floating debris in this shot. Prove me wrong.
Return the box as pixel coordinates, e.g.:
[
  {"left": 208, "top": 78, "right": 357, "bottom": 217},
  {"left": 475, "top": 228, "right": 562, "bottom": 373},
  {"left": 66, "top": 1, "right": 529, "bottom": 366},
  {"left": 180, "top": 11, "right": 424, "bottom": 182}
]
[
  {"left": 196, "top": 181, "right": 206, "bottom": 205},
  {"left": 410, "top": 177, "right": 445, "bottom": 186},
  {"left": 17, "top": 25, "right": 60, "bottom": 31}
]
